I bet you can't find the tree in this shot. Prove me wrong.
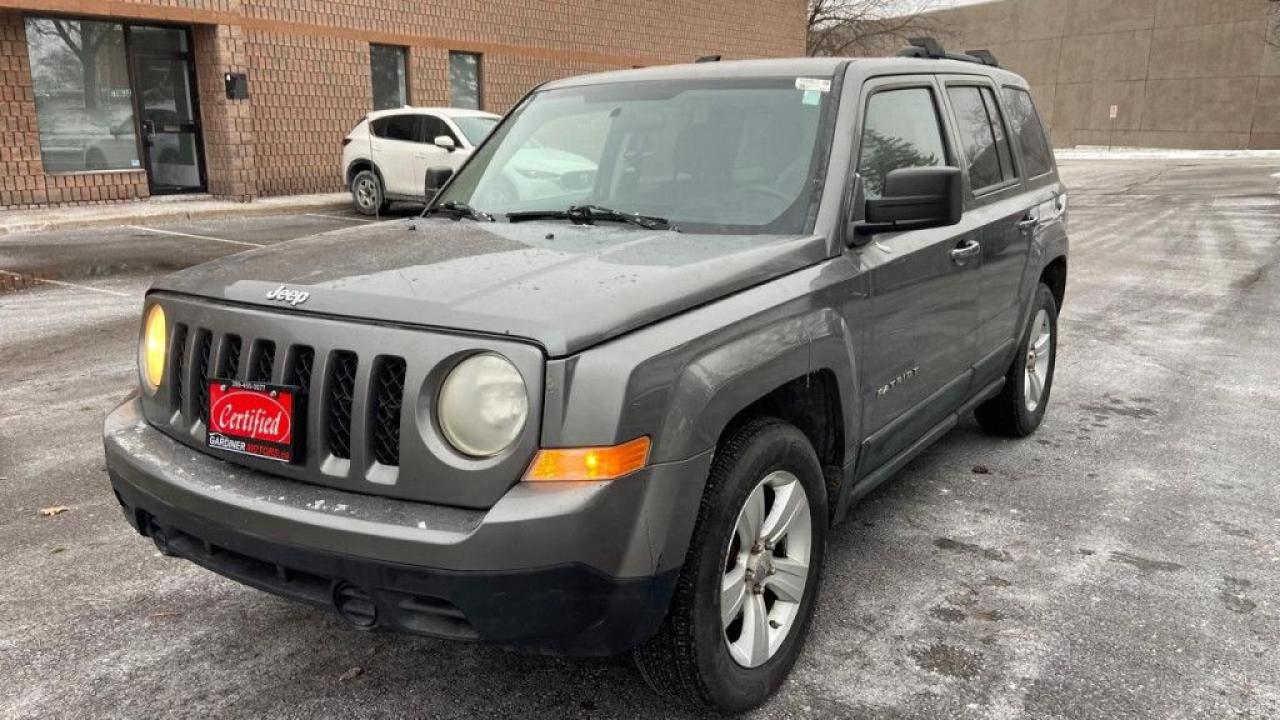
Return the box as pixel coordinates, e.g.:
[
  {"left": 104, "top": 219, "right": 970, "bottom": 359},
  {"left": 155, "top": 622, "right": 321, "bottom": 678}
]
[
  {"left": 27, "top": 19, "right": 120, "bottom": 111},
  {"left": 807, "top": 0, "right": 954, "bottom": 57}
]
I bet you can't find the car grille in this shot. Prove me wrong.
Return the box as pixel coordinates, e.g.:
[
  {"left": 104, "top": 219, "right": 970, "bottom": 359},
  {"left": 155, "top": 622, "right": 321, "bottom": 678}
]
[
  {"left": 142, "top": 293, "right": 544, "bottom": 507},
  {"left": 167, "top": 324, "right": 406, "bottom": 471}
]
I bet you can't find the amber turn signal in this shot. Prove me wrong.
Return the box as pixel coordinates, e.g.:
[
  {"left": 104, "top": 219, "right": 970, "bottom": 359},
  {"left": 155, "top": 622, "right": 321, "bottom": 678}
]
[{"left": 523, "top": 437, "right": 651, "bottom": 482}]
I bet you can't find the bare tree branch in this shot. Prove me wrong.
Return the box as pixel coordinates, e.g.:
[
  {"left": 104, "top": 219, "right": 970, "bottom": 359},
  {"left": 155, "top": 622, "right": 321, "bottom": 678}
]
[{"left": 807, "top": 0, "right": 955, "bottom": 57}]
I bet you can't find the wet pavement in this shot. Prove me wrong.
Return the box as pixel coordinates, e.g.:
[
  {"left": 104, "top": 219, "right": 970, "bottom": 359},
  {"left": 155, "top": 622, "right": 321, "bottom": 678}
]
[{"left": 2, "top": 160, "right": 1279, "bottom": 719}]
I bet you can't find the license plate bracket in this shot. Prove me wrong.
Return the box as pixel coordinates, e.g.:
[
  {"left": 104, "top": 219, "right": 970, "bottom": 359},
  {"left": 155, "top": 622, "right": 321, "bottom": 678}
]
[{"left": 206, "top": 379, "right": 301, "bottom": 463}]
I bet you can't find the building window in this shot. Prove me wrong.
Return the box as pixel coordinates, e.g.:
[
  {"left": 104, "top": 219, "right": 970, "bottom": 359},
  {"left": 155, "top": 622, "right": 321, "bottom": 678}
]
[
  {"left": 370, "top": 44, "right": 408, "bottom": 111},
  {"left": 449, "top": 52, "right": 482, "bottom": 109},
  {"left": 25, "top": 17, "right": 140, "bottom": 173}
]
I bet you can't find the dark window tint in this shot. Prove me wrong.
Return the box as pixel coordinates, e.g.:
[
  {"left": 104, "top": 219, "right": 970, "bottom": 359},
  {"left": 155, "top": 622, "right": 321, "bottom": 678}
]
[
  {"left": 1001, "top": 87, "right": 1053, "bottom": 177},
  {"left": 981, "top": 88, "right": 1017, "bottom": 180},
  {"left": 449, "top": 52, "right": 482, "bottom": 109},
  {"left": 370, "top": 45, "right": 407, "bottom": 111},
  {"left": 371, "top": 114, "right": 420, "bottom": 142},
  {"left": 857, "top": 88, "right": 947, "bottom": 200},
  {"left": 420, "top": 115, "right": 457, "bottom": 145},
  {"left": 949, "top": 85, "right": 1022, "bottom": 191}
]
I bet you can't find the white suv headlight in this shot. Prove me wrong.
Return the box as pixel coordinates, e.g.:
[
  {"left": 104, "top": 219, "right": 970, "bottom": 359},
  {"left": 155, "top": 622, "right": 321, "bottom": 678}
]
[{"left": 437, "top": 353, "right": 528, "bottom": 457}]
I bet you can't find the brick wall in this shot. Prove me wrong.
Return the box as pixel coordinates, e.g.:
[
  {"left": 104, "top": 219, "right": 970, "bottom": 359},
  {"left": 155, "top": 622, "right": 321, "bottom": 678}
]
[{"left": 0, "top": 0, "right": 808, "bottom": 206}]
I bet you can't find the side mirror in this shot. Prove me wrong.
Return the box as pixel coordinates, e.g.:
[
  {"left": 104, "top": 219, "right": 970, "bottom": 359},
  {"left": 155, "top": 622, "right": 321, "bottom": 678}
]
[
  {"left": 425, "top": 166, "right": 454, "bottom": 198},
  {"left": 433, "top": 135, "right": 456, "bottom": 152},
  {"left": 852, "top": 166, "right": 963, "bottom": 241}
]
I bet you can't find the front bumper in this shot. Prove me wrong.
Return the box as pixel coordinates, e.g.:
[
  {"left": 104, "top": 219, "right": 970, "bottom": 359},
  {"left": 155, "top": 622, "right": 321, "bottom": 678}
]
[{"left": 104, "top": 396, "right": 710, "bottom": 655}]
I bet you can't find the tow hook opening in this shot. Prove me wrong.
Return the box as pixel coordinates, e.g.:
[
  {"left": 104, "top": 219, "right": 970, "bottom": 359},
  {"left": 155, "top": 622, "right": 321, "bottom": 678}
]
[
  {"left": 332, "top": 581, "right": 379, "bottom": 629},
  {"left": 146, "top": 516, "right": 178, "bottom": 557}
]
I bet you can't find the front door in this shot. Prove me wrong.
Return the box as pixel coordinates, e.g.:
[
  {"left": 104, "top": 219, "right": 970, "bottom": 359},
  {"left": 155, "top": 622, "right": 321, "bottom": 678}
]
[
  {"left": 849, "top": 77, "right": 982, "bottom": 474},
  {"left": 127, "top": 24, "right": 206, "bottom": 194}
]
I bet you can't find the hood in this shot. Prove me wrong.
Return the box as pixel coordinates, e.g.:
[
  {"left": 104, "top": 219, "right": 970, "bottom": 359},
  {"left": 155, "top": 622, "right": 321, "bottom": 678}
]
[{"left": 151, "top": 217, "right": 828, "bottom": 357}]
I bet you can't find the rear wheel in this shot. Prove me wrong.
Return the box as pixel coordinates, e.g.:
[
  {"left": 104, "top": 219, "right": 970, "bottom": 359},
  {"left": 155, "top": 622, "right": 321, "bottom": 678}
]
[
  {"left": 634, "top": 418, "right": 827, "bottom": 712},
  {"left": 976, "top": 282, "right": 1059, "bottom": 436},
  {"left": 350, "top": 169, "right": 391, "bottom": 216}
]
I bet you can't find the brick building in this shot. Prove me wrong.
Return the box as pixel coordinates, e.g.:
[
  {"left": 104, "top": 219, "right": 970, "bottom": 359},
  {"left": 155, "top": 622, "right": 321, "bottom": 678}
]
[
  {"left": 0, "top": 0, "right": 806, "bottom": 208},
  {"left": 926, "top": 0, "right": 1280, "bottom": 149}
]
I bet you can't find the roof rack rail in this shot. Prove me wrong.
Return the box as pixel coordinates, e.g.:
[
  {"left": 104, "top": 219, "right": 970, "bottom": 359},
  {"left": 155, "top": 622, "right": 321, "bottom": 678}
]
[
  {"left": 897, "top": 37, "right": 1000, "bottom": 68},
  {"left": 696, "top": 54, "right": 722, "bottom": 63}
]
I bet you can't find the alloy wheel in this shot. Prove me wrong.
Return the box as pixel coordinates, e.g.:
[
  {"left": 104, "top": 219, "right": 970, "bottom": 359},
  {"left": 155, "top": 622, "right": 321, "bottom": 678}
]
[
  {"left": 1024, "top": 308, "right": 1052, "bottom": 412},
  {"left": 720, "top": 470, "right": 813, "bottom": 668}
]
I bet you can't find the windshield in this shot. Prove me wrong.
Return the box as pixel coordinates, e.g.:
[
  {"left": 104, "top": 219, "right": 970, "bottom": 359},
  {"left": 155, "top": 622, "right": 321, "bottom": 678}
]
[
  {"left": 436, "top": 77, "right": 834, "bottom": 234},
  {"left": 453, "top": 116, "right": 498, "bottom": 146}
]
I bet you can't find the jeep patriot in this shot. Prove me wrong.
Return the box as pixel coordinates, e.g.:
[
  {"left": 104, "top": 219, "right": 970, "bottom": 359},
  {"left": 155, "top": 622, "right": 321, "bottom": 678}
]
[{"left": 105, "top": 42, "right": 1068, "bottom": 711}]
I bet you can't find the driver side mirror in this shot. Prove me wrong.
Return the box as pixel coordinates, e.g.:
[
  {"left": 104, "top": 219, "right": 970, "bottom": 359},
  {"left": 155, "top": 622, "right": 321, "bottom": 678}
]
[
  {"left": 850, "top": 166, "right": 963, "bottom": 243},
  {"left": 433, "top": 135, "right": 456, "bottom": 152}
]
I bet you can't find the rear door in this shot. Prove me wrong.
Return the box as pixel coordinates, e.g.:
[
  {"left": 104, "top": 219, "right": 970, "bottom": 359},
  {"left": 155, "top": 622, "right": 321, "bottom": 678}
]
[
  {"left": 940, "top": 78, "right": 1033, "bottom": 380},
  {"left": 370, "top": 113, "right": 423, "bottom": 196},
  {"left": 852, "top": 76, "right": 982, "bottom": 473}
]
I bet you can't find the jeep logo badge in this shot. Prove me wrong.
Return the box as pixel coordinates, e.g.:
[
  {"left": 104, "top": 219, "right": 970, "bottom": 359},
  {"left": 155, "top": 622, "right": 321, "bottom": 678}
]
[{"left": 265, "top": 285, "right": 310, "bottom": 306}]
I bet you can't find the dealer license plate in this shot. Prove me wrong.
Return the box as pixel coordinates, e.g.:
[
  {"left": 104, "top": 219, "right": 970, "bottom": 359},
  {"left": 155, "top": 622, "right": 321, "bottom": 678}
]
[{"left": 206, "top": 380, "right": 299, "bottom": 463}]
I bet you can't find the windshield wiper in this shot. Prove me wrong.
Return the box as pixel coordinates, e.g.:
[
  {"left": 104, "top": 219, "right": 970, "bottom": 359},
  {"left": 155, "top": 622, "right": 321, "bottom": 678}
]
[
  {"left": 426, "top": 201, "right": 494, "bottom": 222},
  {"left": 506, "top": 205, "right": 678, "bottom": 231}
]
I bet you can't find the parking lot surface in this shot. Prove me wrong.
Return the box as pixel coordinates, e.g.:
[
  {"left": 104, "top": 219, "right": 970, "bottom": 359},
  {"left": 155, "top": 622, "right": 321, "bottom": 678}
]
[{"left": 2, "top": 158, "right": 1279, "bottom": 719}]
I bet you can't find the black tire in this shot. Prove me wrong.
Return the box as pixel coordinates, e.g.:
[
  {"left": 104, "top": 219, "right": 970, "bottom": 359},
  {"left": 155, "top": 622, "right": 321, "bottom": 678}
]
[
  {"left": 350, "top": 168, "right": 391, "bottom": 216},
  {"left": 976, "top": 282, "right": 1059, "bottom": 437},
  {"left": 634, "top": 417, "right": 828, "bottom": 713}
]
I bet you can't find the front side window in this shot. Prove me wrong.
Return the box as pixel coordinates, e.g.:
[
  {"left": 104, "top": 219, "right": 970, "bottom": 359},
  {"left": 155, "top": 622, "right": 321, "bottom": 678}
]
[
  {"left": 947, "top": 85, "right": 1016, "bottom": 192},
  {"left": 25, "top": 17, "right": 139, "bottom": 173},
  {"left": 1001, "top": 87, "right": 1053, "bottom": 177},
  {"left": 370, "top": 44, "right": 408, "bottom": 111},
  {"left": 449, "top": 52, "right": 482, "bottom": 110},
  {"left": 421, "top": 115, "right": 456, "bottom": 145},
  {"left": 856, "top": 87, "right": 947, "bottom": 199},
  {"left": 371, "top": 114, "right": 420, "bottom": 142},
  {"left": 436, "top": 77, "right": 835, "bottom": 234}
]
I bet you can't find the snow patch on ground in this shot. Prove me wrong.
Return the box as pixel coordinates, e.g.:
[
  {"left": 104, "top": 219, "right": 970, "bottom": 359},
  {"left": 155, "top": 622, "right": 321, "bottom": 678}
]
[{"left": 1057, "top": 146, "right": 1280, "bottom": 161}]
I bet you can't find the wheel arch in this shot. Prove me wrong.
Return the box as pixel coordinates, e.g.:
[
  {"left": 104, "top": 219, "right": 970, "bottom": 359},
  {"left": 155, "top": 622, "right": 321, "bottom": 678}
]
[
  {"left": 1040, "top": 254, "right": 1067, "bottom": 311},
  {"left": 346, "top": 158, "right": 384, "bottom": 187}
]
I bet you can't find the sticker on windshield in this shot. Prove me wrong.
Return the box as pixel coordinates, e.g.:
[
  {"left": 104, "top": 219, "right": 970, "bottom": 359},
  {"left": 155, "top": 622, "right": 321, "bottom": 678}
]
[
  {"left": 802, "top": 90, "right": 821, "bottom": 106},
  {"left": 795, "top": 77, "right": 832, "bottom": 93}
]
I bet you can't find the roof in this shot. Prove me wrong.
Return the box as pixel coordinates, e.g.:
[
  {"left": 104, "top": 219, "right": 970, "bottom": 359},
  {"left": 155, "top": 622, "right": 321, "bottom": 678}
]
[
  {"left": 364, "top": 107, "right": 501, "bottom": 121},
  {"left": 542, "top": 55, "right": 1026, "bottom": 91}
]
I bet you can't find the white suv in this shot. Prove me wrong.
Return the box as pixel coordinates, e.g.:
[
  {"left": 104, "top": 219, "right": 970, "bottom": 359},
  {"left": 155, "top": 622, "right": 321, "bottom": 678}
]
[{"left": 341, "top": 107, "right": 500, "bottom": 215}]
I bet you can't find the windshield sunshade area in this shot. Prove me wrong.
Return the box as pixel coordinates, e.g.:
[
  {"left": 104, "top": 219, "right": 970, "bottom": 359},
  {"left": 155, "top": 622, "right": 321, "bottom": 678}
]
[{"left": 437, "top": 77, "right": 835, "bottom": 234}]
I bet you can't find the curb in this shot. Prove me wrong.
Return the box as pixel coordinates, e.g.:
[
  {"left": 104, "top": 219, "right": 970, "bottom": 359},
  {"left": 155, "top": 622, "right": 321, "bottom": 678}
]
[{"left": 0, "top": 198, "right": 352, "bottom": 236}]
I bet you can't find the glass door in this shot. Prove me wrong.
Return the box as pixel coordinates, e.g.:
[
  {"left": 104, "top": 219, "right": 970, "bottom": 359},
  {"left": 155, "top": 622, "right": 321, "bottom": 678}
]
[{"left": 126, "top": 24, "right": 206, "bottom": 194}]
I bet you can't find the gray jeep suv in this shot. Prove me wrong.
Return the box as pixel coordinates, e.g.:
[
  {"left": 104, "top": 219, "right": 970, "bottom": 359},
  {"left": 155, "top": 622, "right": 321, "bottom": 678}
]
[{"left": 105, "top": 42, "right": 1067, "bottom": 712}]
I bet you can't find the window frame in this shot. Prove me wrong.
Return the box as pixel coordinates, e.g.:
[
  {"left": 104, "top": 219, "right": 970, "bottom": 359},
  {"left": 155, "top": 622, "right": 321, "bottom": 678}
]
[
  {"left": 369, "top": 43, "right": 410, "bottom": 111},
  {"left": 448, "top": 51, "right": 484, "bottom": 110},
  {"left": 941, "top": 77, "right": 1023, "bottom": 200},
  {"left": 999, "top": 84, "right": 1055, "bottom": 181},
  {"left": 848, "top": 75, "right": 956, "bottom": 220}
]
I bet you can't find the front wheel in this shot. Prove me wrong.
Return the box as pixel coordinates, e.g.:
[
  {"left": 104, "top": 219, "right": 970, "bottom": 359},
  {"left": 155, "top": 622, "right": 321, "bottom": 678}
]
[
  {"left": 350, "top": 169, "right": 390, "bottom": 216},
  {"left": 634, "top": 418, "right": 827, "bottom": 712},
  {"left": 976, "top": 282, "right": 1059, "bottom": 436}
]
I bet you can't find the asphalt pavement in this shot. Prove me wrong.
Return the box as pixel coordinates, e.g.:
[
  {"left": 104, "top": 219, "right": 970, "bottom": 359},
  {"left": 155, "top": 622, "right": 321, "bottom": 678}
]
[{"left": 2, "top": 160, "right": 1279, "bottom": 719}]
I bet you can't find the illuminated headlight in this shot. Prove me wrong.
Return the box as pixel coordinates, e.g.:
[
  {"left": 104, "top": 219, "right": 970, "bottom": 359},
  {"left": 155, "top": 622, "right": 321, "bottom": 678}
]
[
  {"left": 139, "top": 304, "right": 166, "bottom": 393},
  {"left": 437, "top": 353, "right": 528, "bottom": 457}
]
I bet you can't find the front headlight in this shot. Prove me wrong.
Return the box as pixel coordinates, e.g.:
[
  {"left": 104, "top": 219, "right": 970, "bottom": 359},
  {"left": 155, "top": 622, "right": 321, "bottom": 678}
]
[
  {"left": 437, "top": 353, "right": 528, "bottom": 457},
  {"left": 140, "top": 304, "right": 166, "bottom": 393}
]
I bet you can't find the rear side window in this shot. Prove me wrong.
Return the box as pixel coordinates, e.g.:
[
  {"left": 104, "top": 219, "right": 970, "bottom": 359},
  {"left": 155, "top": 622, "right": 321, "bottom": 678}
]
[
  {"left": 857, "top": 87, "right": 947, "bottom": 199},
  {"left": 1001, "top": 87, "right": 1053, "bottom": 177},
  {"left": 371, "top": 114, "right": 421, "bottom": 142},
  {"left": 947, "top": 85, "right": 1017, "bottom": 192}
]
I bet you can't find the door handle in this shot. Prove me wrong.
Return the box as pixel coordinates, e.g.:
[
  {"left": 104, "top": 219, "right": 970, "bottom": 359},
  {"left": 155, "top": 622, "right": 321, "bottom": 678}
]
[
  {"left": 951, "top": 239, "right": 981, "bottom": 265},
  {"left": 1017, "top": 214, "right": 1039, "bottom": 231}
]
